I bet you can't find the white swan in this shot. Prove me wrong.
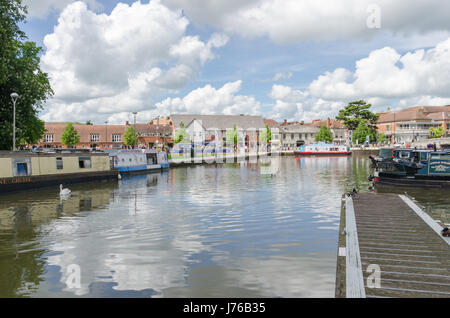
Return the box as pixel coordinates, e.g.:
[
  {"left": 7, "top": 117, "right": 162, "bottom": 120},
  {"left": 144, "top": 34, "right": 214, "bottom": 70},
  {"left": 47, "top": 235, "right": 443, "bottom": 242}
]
[{"left": 60, "top": 184, "right": 71, "bottom": 196}]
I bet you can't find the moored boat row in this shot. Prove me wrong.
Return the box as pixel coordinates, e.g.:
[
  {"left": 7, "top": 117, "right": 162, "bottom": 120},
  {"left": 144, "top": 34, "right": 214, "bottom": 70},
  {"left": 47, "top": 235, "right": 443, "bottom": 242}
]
[{"left": 0, "top": 149, "right": 170, "bottom": 194}]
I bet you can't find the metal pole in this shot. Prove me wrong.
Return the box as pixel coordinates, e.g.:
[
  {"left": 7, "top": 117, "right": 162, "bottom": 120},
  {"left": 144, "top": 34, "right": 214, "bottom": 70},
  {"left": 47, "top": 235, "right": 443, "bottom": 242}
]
[
  {"left": 10, "top": 93, "right": 19, "bottom": 151},
  {"left": 13, "top": 99, "right": 16, "bottom": 151}
]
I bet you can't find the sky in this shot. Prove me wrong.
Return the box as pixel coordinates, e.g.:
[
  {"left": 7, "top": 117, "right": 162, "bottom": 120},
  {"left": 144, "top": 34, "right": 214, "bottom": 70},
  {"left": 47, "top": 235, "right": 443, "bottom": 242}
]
[{"left": 19, "top": 0, "right": 450, "bottom": 124}]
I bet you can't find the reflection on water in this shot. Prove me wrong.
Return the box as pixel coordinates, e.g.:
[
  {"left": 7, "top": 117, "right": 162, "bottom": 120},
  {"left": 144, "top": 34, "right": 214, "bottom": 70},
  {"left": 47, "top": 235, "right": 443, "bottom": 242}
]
[{"left": 0, "top": 154, "right": 448, "bottom": 297}]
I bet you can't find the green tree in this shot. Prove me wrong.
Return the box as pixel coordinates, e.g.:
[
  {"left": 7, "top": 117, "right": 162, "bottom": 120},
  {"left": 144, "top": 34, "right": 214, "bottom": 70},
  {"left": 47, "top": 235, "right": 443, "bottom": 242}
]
[
  {"left": 377, "top": 132, "right": 388, "bottom": 143},
  {"left": 315, "top": 125, "right": 333, "bottom": 143},
  {"left": 61, "top": 123, "right": 80, "bottom": 148},
  {"left": 260, "top": 124, "right": 272, "bottom": 143},
  {"left": 352, "top": 121, "right": 372, "bottom": 145},
  {"left": 226, "top": 124, "right": 241, "bottom": 149},
  {"left": 174, "top": 122, "right": 190, "bottom": 144},
  {"left": 124, "top": 126, "right": 137, "bottom": 147},
  {"left": 336, "top": 100, "right": 379, "bottom": 131},
  {"left": 0, "top": 0, "right": 53, "bottom": 150},
  {"left": 429, "top": 126, "right": 445, "bottom": 138},
  {"left": 86, "top": 120, "right": 93, "bottom": 125}
]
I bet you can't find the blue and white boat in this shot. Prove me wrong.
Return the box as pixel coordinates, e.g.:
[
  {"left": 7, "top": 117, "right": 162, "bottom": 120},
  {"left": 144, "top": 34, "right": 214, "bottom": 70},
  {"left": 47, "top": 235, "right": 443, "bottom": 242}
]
[
  {"left": 108, "top": 149, "right": 169, "bottom": 175},
  {"left": 294, "top": 142, "right": 351, "bottom": 156}
]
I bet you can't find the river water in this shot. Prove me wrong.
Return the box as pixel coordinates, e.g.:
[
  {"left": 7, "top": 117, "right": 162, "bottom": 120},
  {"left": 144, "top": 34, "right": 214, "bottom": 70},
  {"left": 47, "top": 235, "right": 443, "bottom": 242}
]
[{"left": 0, "top": 154, "right": 448, "bottom": 298}]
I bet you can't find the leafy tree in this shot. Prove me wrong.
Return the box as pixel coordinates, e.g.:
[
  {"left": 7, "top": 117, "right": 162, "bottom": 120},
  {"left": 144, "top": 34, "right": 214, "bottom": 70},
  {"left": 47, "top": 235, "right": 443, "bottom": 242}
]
[
  {"left": 429, "top": 126, "right": 445, "bottom": 138},
  {"left": 86, "top": 120, "right": 93, "bottom": 125},
  {"left": 352, "top": 121, "right": 372, "bottom": 145},
  {"left": 0, "top": 0, "right": 53, "bottom": 150},
  {"left": 61, "top": 123, "right": 80, "bottom": 148},
  {"left": 174, "top": 121, "right": 190, "bottom": 144},
  {"left": 315, "top": 125, "right": 333, "bottom": 143},
  {"left": 336, "top": 100, "right": 379, "bottom": 131},
  {"left": 377, "top": 132, "right": 388, "bottom": 143},
  {"left": 124, "top": 126, "right": 137, "bottom": 147},
  {"left": 259, "top": 124, "right": 272, "bottom": 143},
  {"left": 226, "top": 124, "right": 241, "bottom": 149}
]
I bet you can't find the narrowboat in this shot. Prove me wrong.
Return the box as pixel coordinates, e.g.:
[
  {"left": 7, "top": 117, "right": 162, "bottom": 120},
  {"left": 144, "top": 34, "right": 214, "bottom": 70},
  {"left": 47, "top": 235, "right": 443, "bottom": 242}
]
[
  {"left": 108, "top": 149, "right": 169, "bottom": 176},
  {"left": 0, "top": 150, "right": 118, "bottom": 194},
  {"left": 370, "top": 148, "right": 450, "bottom": 188},
  {"left": 368, "top": 147, "right": 394, "bottom": 166},
  {"left": 294, "top": 142, "right": 351, "bottom": 156}
]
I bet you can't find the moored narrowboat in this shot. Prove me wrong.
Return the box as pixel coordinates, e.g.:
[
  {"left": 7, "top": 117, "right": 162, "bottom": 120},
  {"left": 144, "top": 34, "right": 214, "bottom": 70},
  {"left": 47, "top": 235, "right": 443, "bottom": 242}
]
[
  {"left": 294, "top": 142, "right": 351, "bottom": 156},
  {"left": 371, "top": 148, "right": 450, "bottom": 188},
  {"left": 0, "top": 150, "right": 118, "bottom": 194},
  {"left": 108, "top": 149, "right": 169, "bottom": 176}
]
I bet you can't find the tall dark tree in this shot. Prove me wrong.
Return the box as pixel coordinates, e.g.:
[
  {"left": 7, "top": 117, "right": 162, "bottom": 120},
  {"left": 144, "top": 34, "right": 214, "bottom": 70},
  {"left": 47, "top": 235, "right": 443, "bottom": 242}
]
[
  {"left": 0, "top": 0, "right": 53, "bottom": 150},
  {"left": 335, "top": 100, "right": 379, "bottom": 131}
]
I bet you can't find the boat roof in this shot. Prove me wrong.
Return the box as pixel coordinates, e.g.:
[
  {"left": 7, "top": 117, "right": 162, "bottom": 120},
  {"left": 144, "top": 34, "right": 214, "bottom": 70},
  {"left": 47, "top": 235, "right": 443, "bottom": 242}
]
[{"left": 305, "top": 142, "right": 345, "bottom": 147}]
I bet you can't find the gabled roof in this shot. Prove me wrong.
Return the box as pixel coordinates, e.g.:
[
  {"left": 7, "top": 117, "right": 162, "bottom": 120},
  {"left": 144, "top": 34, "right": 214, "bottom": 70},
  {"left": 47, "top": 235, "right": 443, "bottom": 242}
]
[{"left": 171, "top": 114, "right": 266, "bottom": 130}]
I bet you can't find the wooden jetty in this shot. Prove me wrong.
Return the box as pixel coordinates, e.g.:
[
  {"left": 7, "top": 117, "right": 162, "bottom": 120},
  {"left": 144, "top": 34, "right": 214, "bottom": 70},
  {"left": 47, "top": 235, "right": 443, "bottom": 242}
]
[{"left": 336, "top": 192, "right": 450, "bottom": 298}]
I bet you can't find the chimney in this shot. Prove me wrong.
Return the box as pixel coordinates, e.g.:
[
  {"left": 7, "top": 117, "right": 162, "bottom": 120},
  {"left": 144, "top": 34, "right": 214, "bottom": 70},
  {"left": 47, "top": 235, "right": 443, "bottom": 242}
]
[
  {"left": 283, "top": 119, "right": 287, "bottom": 125},
  {"left": 301, "top": 121, "right": 304, "bottom": 125},
  {"left": 126, "top": 121, "right": 129, "bottom": 126},
  {"left": 327, "top": 118, "right": 331, "bottom": 128}
]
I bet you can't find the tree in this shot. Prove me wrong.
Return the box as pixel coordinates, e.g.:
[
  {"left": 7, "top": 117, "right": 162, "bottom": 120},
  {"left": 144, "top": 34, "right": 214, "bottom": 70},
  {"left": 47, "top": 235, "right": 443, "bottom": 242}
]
[
  {"left": 315, "top": 125, "right": 333, "bottom": 143},
  {"left": 377, "top": 132, "right": 388, "bottom": 143},
  {"left": 226, "top": 124, "right": 241, "bottom": 149},
  {"left": 0, "top": 0, "right": 53, "bottom": 150},
  {"left": 124, "top": 126, "right": 137, "bottom": 147},
  {"left": 352, "top": 121, "right": 371, "bottom": 145},
  {"left": 86, "top": 120, "right": 93, "bottom": 125},
  {"left": 260, "top": 124, "right": 272, "bottom": 144},
  {"left": 336, "top": 100, "right": 379, "bottom": 131},
  {"left": 61, "top": 123, "right": 80, "bottom": 148},
  {"left": 174, "top": 122, "right": 190, "bottom": 144},
  {"left": 429, "top": 126, "right": 445, "bottom": 138}
]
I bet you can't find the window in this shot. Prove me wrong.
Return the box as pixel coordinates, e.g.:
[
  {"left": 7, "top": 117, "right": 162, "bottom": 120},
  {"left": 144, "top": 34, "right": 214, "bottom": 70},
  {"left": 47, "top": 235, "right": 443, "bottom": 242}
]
[
  {"left": 90, "top": 134, "right": 99, "bottom": 142},
  {"left": 56, "top": 157, "right": 63, "bottom": 170},
  {"left": 44, "top": 134, "right": 54, "bottom": 142},
  {"left": 78, "top": 157, "right": 91, "bottom": 168},
  {"left": 112, "top": 134, "right": 121, "bottom": 142}
]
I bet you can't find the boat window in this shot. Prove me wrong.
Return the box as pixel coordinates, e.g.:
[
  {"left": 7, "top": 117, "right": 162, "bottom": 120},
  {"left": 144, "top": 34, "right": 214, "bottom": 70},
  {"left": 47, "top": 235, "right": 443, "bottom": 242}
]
[
  {"left": 16, "top": 163, "right": 28, "bottom": 176},
  {"left": 79, "top": 157, "right": 91, "bottom": 168},
  {"left": 420, "top": 152, "right": 429, "bottom": 161},
  {"left": 56, "top": 157, "right": 63, "bottom": 170}
]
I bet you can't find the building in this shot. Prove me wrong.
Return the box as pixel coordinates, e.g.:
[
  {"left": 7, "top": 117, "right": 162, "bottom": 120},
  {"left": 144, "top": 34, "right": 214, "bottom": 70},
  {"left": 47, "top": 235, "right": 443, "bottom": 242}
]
[
  {"left": 263, "top": 118, "right": 282, "bottom": 150},
  {"left": 170, "top": 114, "right": 266, "bottom": 150},
  {"left": 377, "top": 106, "right": 450, "bottom": 143},
  {"left": 134, "top": 123, "right": 173, "bottom": 149},
  {"left": 280, "top": 124, "right": 320, "bottom": 150},
  {"left": 40, "top": 121, "right": 173, "bottom": 150},
  {"left": 40, "top": 123, "right": 127, "bottom": 150},
  {"left": 310, "top": 118, "right": 347, "bottom": 145}
]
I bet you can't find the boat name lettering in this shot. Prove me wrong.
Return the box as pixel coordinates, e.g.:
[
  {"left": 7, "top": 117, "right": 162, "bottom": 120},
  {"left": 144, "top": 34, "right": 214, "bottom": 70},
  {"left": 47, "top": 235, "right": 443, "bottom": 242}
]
[{"left": 0, "top": 177, "right": 32, "bottom": 184}]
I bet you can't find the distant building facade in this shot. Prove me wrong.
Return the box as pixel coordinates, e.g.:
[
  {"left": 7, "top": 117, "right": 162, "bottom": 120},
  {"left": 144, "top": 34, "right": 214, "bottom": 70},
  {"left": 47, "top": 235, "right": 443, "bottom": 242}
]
[
  {"left": 377, "top": 106, "right": 450, "bottom": 143},
  {"left": 170, "top": 114, "right": 266, "bottom": 150}
]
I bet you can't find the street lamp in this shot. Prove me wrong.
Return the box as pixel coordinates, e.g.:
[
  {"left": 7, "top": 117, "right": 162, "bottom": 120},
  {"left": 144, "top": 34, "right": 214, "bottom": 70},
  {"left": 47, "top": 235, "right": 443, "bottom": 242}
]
[
  {"left": 132, "top": 112, "right": 137, "bottom": 149},
  {"left": 11, "top": 93, "right": 19, "bottom": 151}
]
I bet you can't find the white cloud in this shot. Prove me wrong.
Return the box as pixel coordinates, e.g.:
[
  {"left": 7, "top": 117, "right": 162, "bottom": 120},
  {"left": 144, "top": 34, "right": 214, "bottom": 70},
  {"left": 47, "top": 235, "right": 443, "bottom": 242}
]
[
  {"left": 23, "top": 0, "right": 102, "bottom": 18},
  {"left": 162, "top": 0, "right": 450, "bottom": 44},
  {"left": 272, "top": 72, "right": 292, "bottom": 82},
  {"left": 41, "top": 1, "right": 228, "bottom": 124},
  {"left": 309, "top": 37, "right": 450, "bottom": 101},
  {"left": 155, "top": 80, "right": 261, "bottom": 116}
]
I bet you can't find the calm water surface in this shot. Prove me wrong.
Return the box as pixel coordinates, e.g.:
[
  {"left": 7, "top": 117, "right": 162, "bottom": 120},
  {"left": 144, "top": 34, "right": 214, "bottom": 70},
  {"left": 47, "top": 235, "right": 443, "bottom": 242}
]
[{"left": 0, "top": 154, "right": 449, "bottom": 297}]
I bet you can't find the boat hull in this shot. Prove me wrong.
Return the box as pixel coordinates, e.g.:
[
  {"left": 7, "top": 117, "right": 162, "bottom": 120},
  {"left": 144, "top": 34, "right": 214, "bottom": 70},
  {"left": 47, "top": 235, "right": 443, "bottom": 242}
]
[
  {"left": 293, "top": 151, "right": 352, "bottom": 156},
  {"left": 373, "top": 172, "right": 450, "bottom": 188},
  {"left": 0, "top": 170, "right": 118, "bottom": 195}
]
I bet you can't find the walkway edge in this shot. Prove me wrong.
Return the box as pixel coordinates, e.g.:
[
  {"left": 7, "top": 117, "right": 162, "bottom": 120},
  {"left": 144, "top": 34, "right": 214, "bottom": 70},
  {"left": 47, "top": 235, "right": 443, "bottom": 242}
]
[
  {"left": 345, "top": 196, "right": 366, "bottom": 298},
  {"left": 399, "top": 194, "right": 450, "bottom": 246}
]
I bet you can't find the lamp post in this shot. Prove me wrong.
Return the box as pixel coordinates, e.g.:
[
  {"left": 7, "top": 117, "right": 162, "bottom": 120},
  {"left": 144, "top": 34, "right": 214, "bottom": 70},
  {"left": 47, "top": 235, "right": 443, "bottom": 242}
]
[
  {"left": 105, "top": 120, "right": 108, "bottom": 150},
  {"left": 132, "top": 112, "right": 137, "bottom": 149},
  {"left": 10, "top": 93, "right": 19, "bottom": 151}
]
